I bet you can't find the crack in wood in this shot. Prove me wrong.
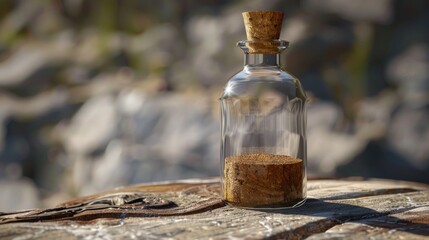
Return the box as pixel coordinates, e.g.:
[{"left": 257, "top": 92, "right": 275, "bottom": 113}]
[{"left": 320, "top": 188, "right": 420, "bottom": 201}]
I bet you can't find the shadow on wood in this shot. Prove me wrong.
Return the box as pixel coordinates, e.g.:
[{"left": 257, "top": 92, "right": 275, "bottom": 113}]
[{"left": 259, "top": 198, "right": 429, "bottom": 238}]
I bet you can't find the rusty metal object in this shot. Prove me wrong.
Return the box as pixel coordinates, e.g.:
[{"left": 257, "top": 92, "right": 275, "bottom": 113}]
[{"left": 0, "top": 180, "right": 224, "bottom": 223}]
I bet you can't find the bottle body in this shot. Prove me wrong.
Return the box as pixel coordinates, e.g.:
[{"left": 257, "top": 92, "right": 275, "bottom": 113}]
[{"left": 220, "top": 51, "right": 307, "bottom": 208}]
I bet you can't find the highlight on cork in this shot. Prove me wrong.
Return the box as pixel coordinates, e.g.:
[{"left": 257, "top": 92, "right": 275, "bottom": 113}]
[{"left": 242, "top": 11, "right": 283, "bottom": 40}]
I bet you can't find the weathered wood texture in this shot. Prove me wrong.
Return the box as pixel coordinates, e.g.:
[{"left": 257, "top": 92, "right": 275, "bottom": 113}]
[{"left": 0, "top": 178, "right": 428, "bottom": 239}]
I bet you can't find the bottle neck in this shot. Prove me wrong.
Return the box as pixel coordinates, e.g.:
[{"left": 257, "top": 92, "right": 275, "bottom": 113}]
[{"left": 244, "top": 54, "right": 281, "bottom": 67}]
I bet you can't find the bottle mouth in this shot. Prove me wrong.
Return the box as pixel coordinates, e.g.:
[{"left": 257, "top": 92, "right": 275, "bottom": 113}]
[{"left": 237, "top": 40, "right": 289, "bottom": 54}]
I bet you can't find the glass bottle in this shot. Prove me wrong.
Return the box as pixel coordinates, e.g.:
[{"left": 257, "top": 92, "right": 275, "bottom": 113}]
[{"left": 220, "top": 38, "right": 308, "bottom": 208}]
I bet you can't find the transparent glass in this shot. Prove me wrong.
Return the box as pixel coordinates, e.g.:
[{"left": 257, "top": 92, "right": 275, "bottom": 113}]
[{"left": 220, "top": 40, "right": 308, "bottom": 209}]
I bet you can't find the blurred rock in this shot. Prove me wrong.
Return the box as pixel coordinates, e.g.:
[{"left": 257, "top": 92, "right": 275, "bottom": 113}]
[
  {"left": 61, "top": 0, "right": 84, "bottom": 16},
  {"left": 0, "top": 34, "right": 72, "bottom": 96},
  {"left": 282, "top": 15, "right": 354, "bottom": 101},
  {"left": 0, "top": 89, "right": 70, "bottom": 176},
  {"left": 0, "top": 46, "right": 57, "bottom": 95},
  {"left": 307, "top": 101, "right": 341, "bottom": 131},
  {"left": 281, "top": 16, "right": 309, "bottom": 43},
  {"left": 63, "top": 94, "right": 118, "bottom": 155},
  {"left": 0, "top": 1, "right": 42, "bottom": 40},
  {"left": 117, "top": 88, "right": 146, "bottom": 116},
  {"left": 0, "top": 107, "right": 9, "bottom": 151},
  {"left": 130, "top": 93, "right": 218, "bottom": 164},
  {"left": 78, "top": 140, "right": 210, "bottom": 195},
  {"left": 303, "top": 0, "right": 393, "bottom": 24},
  {"left": 130, "top": 24, "right": 179, "bottom": 73},
  {"left": 70, "top": 155, "right": 93, "bottom": 195},
  {"left": 387, "top": 44, "right": 429, "bottom": 106},
  {"left": 0, "top": 89, "right": 70, "bottom": 119},
  {"left": 62, "top": 65, "right": 94, "bottom": 85},
  {"left": 0, "top": 178, "right": 40, "bottom": 212},
  {"left": 73, "top": 30, "right": 104, "bottom": 66},
  {"left": 307, "top": 101, "right": 367, "bottom": 175},
  {"left": 335, "top": 139, "right": 429, "bottom": 183},
  {"left": 355, "top": 91, "right": 398, "bottom": 140},
  {"left": 68, "top": 92, "right": 219, "bottom": 194},
  {"left": 188, "top": 17, "right": 224, "bottom": 57},
  {"left": 383, "top": 43, "right": 429, "bottom": 170},
  {"left": 3, "top": 162, "right": 23, "bottom": 180},
  {"left": 387, "top": 105, "right": 429, "bottom": 169},
  {"left": 0, "top": 135, "right": 29, "bottom": 172},
  {"left": 82, "top": 141, "right": 127, "bottom": 194},
  {"left": 184, "top": 13, "right": 244, "bottom": 88},
  {"left": 29, "top": 2, "right": 63, "bottom": 35},
  {"left": 308, "top": 128, "right": 367, "bottom": 175},
  {"left": 68, "top": 70, "right": 134, "bottom": 102}
]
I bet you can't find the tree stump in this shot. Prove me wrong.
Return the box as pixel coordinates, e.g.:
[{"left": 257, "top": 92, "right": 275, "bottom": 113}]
[{"left": 1, "top": 177, "right": 429, "bottom": 239}]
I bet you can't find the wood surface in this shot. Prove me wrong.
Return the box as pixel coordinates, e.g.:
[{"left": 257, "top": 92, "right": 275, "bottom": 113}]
[{"left": 0, "top": 177, "right": 428, "bottom": 239}]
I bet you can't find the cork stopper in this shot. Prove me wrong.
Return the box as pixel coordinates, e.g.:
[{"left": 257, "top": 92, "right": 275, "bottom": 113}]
[
  {"left": 242, "top": 11, "right": 283, "bottom": 40},
  {"left": 241, "top": 11, "right": 284, "bottom": 54}
]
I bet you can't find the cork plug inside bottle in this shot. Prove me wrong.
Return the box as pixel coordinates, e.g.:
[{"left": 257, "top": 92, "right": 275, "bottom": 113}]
[{"left": 242, "top": 11, "right": 284, "bottom": 54}]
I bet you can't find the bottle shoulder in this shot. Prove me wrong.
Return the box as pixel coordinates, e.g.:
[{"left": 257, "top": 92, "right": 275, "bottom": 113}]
[
  {"left": 221, "top": 67, "right": 307, "bottom": 101},
  {"left": 228, "top": 66, "right": 296, "bottom": 81}
]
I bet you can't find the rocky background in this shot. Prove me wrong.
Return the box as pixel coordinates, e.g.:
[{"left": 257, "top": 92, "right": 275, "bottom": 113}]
[{"left": 0, "top": 0, "right": 428, "bottom": 211}]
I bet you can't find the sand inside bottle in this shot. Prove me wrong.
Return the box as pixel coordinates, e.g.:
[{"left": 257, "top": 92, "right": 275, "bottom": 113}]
[{"left": 223, "top": 153, "right": 303, "bottom": 208}]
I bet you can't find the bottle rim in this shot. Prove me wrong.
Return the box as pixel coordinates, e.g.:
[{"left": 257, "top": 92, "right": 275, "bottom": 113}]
[{"left": 236, "top": 40, "right": 289, "bottom": 54}]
